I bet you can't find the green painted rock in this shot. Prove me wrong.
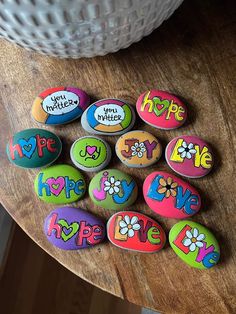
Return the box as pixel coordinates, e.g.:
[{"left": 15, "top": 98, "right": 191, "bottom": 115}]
[
  {"left": 34, "top": 164, "right": 86, "bottom": 204},
  {"left": 70, "top": 136, "right": 111, "bottom": 172},
  {"left": 6, "top": 128, "right": 62, "bottom": 168},
  {"left": 89, "top": 169, "right": 138, "bottom": 210},
  {"left": 169, "top": 220, "right": 220, "bottom": 269}
]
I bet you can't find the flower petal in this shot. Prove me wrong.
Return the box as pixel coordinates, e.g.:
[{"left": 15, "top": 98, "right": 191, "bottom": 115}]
[
  {"left": 120, "top": 227, "right": 128, "bottom": 235},
  {"left": 181, "top": 151, "right": 187, "bottom": 158},
  {"left": 104, "top": 181, "right": 110, "bottom": 186},
  {"left": 158, "top": 187, "right": 167, "bottom": 194},
  {"left": 119, "top": 221, "right": 127, "bottom": 228},
  {"left": 183, "top": 238, "right": 192, "bottom": 246},
  {"left": 132, "top": 151, "right": 137, "bottom": 156},
  {"left": 167, "top": 177, "right": 173, "bottom": 185},
  {"left": 113, "top": 186, "right": 120, "bottom": 193},
  {"left": 159, "top": 178, "right": 167, "bottom": 187},
  {"left": 134, "top": 142, "right": 139, "bottom": 148},
  {"left": 114, "top": 180, "right": 121, "bottom": 186},
  {"left": 186, "top": 152, "right": 192, "bottom": 159},
  {"left": 171, "top": 182, "right": 178, "bottom": 188},
  {"left": 130, "top": 216, "right": 138, "bottom": 225},
  {"left": 110, "top": 176, "right": 115, "bottom": 184},
  {"left": 170, "top": 189, "right": 177, "bottom": 197},
  {"left": 124, "top": 215, "right": 130, "bottom": 225},
  {"left": 186, "top": 230, "right": 193, "bottom": 239},
  {"left": 197, "top": 233, "right": 205, "bottom": 241},
  {"left": 140, "top": 147, "right": 146, "bottom": 152},
  {"left": 131, "top": 146, "right": 136, "bottom": 151},
  {"left": 137, "top": 152, "right": 143, "bottom": 158},
  {"left": 132, "top": 223, "right": 141, "bottom": 230},
  {"left": 193, "top": 228, "right": 199, "bottom": 238},
  {"left": 165, "top": 189, "right": 171, "bottom": 198},
  {"left": 104, "top": 186, "right": 110, "bottom": 192},
  {"left": 139, "top": 142, "right": 145, "bottom": 147},
  {"left": 188, "top": 143, "right": 194, "bottom": 149},
  {"left": 182, "top": 141, "right": 187, "bottom": 148},
  {"left": 178, "top": 147, "right": 185, "bottom": 153},
  {"left": 108, "top": 187, "right": 114, "bottom": 195},
  {"left": 196, "top": 241, "right": 204, "bottom": 248},
  {"left": 189, "top": 149, "right": 196, "bottom": 154},
  {"left": 128, "top": 229, "right": 135, "bottom": 238},
  {"left": 189, "top": 243, "right": 196, "bottom": 252}
]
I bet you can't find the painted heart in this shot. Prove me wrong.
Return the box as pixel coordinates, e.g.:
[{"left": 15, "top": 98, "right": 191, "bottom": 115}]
[
  {"left": 86, "top": 146, "right": 96, "bottom": 155},
  {"left": 18, "top": 137, "right": 37, "bottom": 158},
  {"left": 153, "top": 97, "right": 170, "bottom": 117},
  {"left": 58, "top": 219, "right": 79, "bottom": 241},
  {"left": 46, "top": 177, "right": 65, "bottom": 196},
  {"left": 74, "top": 100, "right": 78, "bottom": 104}
]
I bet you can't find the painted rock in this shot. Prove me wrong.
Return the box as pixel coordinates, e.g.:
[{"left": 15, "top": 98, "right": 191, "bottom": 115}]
[
  {"left": 115, "top": 130, "right": 162, "bottom": 168},
  {"left": 32, "top": 86, "right": 90, "bottom": 125},
  {"left": 169, "top": 220, "right": 220, "bottom": 269},
  {"left": 136, "top": 90, "right": 187, "bottom": 130},
  {"left": 70, "top": 136, "right": 111, "bottom": 172},
  {"left": 6, "top": 128, "right": 62, "bottom": 169},
  {"left": 107, "top": 211, "right": 166, "bottom": 253},
  {"left": 44, "top": 207, "right": 106, "bottom": 250},
  {"left": 81, "top": 98, "right": 135, "bottom": 135},
  {"left": 34, "top": 164, "right": 86, "bottom": 204},
  {"left": 165, "top": 135, "right": 213, "bottom": 178},
  {"left": 89, "top": 169, "right": 138, "bottom": 210},
  {"left": 143, "top": 171, "right": 201, "bottom": 219}
]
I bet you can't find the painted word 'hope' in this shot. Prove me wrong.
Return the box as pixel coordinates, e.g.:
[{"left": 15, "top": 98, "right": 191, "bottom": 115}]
[
  {"left": 170, "top": 139, "right": 212, "bottom": 168},
  {"left": 114, "top": 215, "right": 161, "bottom": 245},
  {"left": 147, "top": 175, "right": 199, "bottom": 215}
]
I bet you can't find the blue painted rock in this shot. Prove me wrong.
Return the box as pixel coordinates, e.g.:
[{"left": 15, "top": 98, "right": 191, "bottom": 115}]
[
  {"left": 165, "top": 135, "right": 214, "bottom": 178},
  {"left": 81, "top": 98, "right": 135, "bottom": 135},
  {"left": 70, "top": 136, "right": 111, "bottom": 172},
  {"left": 32, "top": 86, "right": 90, "bottom": 125},
  {"left": 107, "top": 211, "right": 166, "bottom": 253},
  {"left": 89, "top": 169, "right": 138, "bottom": 210},
  {"left": 169, "top": 220, "right": 220, "bottom": 269},
  {"left": 44, "top": 207, "right": 106, "bottom": 250},
  {"left": 143, "top": 171, "right": 201, "bottom": 219},
  {"left": 6, "top": 128, "right": 62, "bottom": 168},
  {"left": 34, "top": 164, "right": 86, "bottom": 204}
]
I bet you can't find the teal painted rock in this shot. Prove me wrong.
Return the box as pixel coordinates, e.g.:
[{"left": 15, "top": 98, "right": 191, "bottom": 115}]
[
  {"left": 6, "top": 128, "right": 62, "bottom": 169},
  {"left": 89, "top": 169, "right": 138, "bottom": 210},
  {"left": 34, "top": 164, "right": 86, "bottom": 204},
  {"left": 169, "top": 220, "right": 220, "bottom": 269}
]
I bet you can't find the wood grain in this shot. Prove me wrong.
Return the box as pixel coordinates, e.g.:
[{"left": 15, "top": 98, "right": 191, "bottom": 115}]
[{"left": 0, "top": 0, "right": 235, "bottom": 312}]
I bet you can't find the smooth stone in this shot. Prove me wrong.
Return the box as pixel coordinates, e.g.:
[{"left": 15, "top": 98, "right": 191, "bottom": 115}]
[
  {"left": 136, "top": 90, "right": 187, "bottom": 130},
  {"left": 32, "top": 86, "right": 90, "bottom": 125},
  {"left": 34, "top": 164, "right": 86, "bottom": 204},
  {"left": 81, "top": 98, "right": 135, "bottom": 135},
  {"left": 143, "top": 171, "right": 201, "bottom": 219},
  {"left": 70, "top": 136, "right": 111, "bottom": 172},
  {"left": 107, "top": 211, "right": 166, "bottom": 253},
  {"left": 169, "top": 220, "right": 220, "bottom": 269},
  {"left": 44, "top": 207, "right": 106, "bottom": 250},
  {"left": 165, "top": 135, "right": 214, "bottom": 178},
  {"left": 89, "top": 169, "right": 138, "bottom": 210},
  {"left": 6, "top": 128, "right": 62, "bottom": 169},
  {"left": 115, "top": 130, "right": 162, "bottom": 168}
]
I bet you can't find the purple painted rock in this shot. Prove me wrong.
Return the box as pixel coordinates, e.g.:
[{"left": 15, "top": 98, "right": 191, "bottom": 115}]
[
  {"left": 44, "top": 207, "right": 106, "bottom": 250},
  {"left": 165, "top": 135, "right": 214, "bottom": 178},
  {"left": 143, "top": 171, "right": 201, "bottom": 219}
]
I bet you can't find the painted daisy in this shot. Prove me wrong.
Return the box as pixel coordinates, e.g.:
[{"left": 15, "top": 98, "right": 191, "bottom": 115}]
[
  {"left": 119, "top": 215, "right": 141, "bottom": 238},
  {"left": 131, "top": 142, "right": 146, "bottom": 158},
  {"left": 183, "top": 228, "right": 205, "bottom": 252},
  {"left": 178, "top": 141, "right": 196, "bottom": 159},
  {"left": 157, "top": 177, "right": 178, "bottom": 198},
  {"left": 104, "top": 176, "right": 121, "bottom": 195}
]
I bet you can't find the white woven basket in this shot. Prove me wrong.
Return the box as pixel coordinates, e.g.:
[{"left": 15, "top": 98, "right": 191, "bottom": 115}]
[{"left": 0, "top": 0, "right": 183, "bottom": 58}]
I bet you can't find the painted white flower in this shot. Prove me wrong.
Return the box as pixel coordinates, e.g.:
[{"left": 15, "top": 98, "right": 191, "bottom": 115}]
[
  {"left": 183, "top": 228, "right": 205, "bottom": 252},
  {"left": 178, "top": 141, "right": 196, "bottom": 159},
  {"left": 119, "top": 215, "right": 141, "bottom": 238},
  {"left": 131, "top": 142, "right": 146, "bottom": 158},
  {"left": 104, "top": 176, "right": 121, "bottom": 195}
]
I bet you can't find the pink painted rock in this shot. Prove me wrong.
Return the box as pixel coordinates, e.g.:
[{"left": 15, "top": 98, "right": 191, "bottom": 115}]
[
  {"left": 107, "top": 211, "right": 166, "bottom": 253},
  {"left": 165, "top": 135, "right": 214, "bottom": 178},
  {"left": 136, "top": 90, "right": 187, "bottom": 130},
  {"left": 143, "top": 171, "right": 201, "bottom": 219}
]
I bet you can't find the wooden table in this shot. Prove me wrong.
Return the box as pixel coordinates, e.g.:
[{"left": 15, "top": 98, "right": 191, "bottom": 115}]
[{"left": 0, "top": 0, "right": 235, "bottom": 313}]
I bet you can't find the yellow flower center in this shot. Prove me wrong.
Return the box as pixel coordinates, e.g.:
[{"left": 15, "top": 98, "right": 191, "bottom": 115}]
[
  {"left": 136, "top": 147, "right": 141, "bottom": 152},
  {"left": 192, "top": 237, "right": 197, "bottom": 243},
  {"left": 127, "top": 224, "right": 132, "bottom": 229}
]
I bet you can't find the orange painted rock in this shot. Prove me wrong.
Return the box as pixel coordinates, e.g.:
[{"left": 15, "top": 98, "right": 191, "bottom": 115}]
[
  {"left": 115, "top": 130, "right": 162, "bottom": 167},
  {"left": 107, "top": 211, "right": 166, "bottom": 253}
]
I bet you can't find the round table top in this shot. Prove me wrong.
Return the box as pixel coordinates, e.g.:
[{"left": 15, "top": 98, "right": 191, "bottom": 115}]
[{"left": 0, "top": 1, "right": 235, "bottom": 313}]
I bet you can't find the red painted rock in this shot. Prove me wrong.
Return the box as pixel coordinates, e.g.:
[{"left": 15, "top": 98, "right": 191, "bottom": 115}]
[
  {"left": 143, "top": 171, "right": 201, "bottom": 219},
  {"left": 165, "top": 135, "right": 214, "bottom": 178},
  {"left": 136, "top": 90, "right": 187, "bottom": 130},
  {"left": 107, "top": 211, "right": 166, "bottom": 253}
]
